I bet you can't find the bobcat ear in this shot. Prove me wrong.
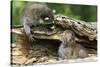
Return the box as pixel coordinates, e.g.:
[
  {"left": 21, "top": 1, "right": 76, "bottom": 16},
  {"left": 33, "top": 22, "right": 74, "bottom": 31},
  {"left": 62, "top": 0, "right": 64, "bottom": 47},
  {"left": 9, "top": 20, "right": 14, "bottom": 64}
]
[{"left": 52, "top": 9, "right": 56, "bottom": 14}]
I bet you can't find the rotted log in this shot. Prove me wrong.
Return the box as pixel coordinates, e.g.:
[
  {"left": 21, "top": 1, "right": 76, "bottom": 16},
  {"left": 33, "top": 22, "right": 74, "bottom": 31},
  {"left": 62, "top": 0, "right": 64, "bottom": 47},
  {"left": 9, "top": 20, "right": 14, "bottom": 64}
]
[
  {"left": 54, "top": 15, "right": 97, "bottom": 50},
  {"left": 11, "top": 28, "right": 61, "bottom": 65},
  {"left": 11, "top": 14, "right": 97, "bottom": 65},
  {"left": 12, "top": 14, "right": 97, "bottom": 51}
]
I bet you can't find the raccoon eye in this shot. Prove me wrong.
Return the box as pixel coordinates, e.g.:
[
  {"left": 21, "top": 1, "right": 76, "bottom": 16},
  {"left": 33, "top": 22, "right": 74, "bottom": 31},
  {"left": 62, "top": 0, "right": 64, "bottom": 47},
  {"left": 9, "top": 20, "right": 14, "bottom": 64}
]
[{"left": 44, "top": 17, "right": 50, "bottom": 21}]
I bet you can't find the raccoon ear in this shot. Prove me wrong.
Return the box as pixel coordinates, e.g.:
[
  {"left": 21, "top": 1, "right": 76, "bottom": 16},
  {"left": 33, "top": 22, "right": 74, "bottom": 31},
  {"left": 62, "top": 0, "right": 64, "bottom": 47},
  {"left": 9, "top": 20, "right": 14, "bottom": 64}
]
[{"left": 52, "top": 9, "right": 56, "bottom": 14}]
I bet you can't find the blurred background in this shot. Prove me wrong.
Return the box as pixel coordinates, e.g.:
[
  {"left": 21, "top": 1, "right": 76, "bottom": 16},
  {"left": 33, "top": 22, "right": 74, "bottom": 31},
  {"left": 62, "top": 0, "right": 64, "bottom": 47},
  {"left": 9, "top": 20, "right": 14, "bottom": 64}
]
[
  {"left": 11, "top": 1, "right": 97, "bottom": 42},
  {"left": 11, "top": 1, "right": 97, "bottom": 25}
]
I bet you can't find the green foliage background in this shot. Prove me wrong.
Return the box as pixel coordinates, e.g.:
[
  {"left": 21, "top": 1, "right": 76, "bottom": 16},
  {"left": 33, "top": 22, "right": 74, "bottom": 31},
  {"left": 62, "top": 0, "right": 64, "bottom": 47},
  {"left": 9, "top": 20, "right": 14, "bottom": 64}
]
[
  {"left": 11, "top": 1, "right": 97, "bottom": 43},
  {"left": 11, "top": 1, "right": 97, "bottom": 25}
]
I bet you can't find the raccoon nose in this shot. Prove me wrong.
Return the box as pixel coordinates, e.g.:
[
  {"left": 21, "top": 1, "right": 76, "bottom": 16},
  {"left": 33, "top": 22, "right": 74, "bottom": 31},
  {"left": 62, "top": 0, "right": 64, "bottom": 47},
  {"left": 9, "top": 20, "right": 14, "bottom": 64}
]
[{"left": 44, "top": 22, "right": 54, "bottom": 27}]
